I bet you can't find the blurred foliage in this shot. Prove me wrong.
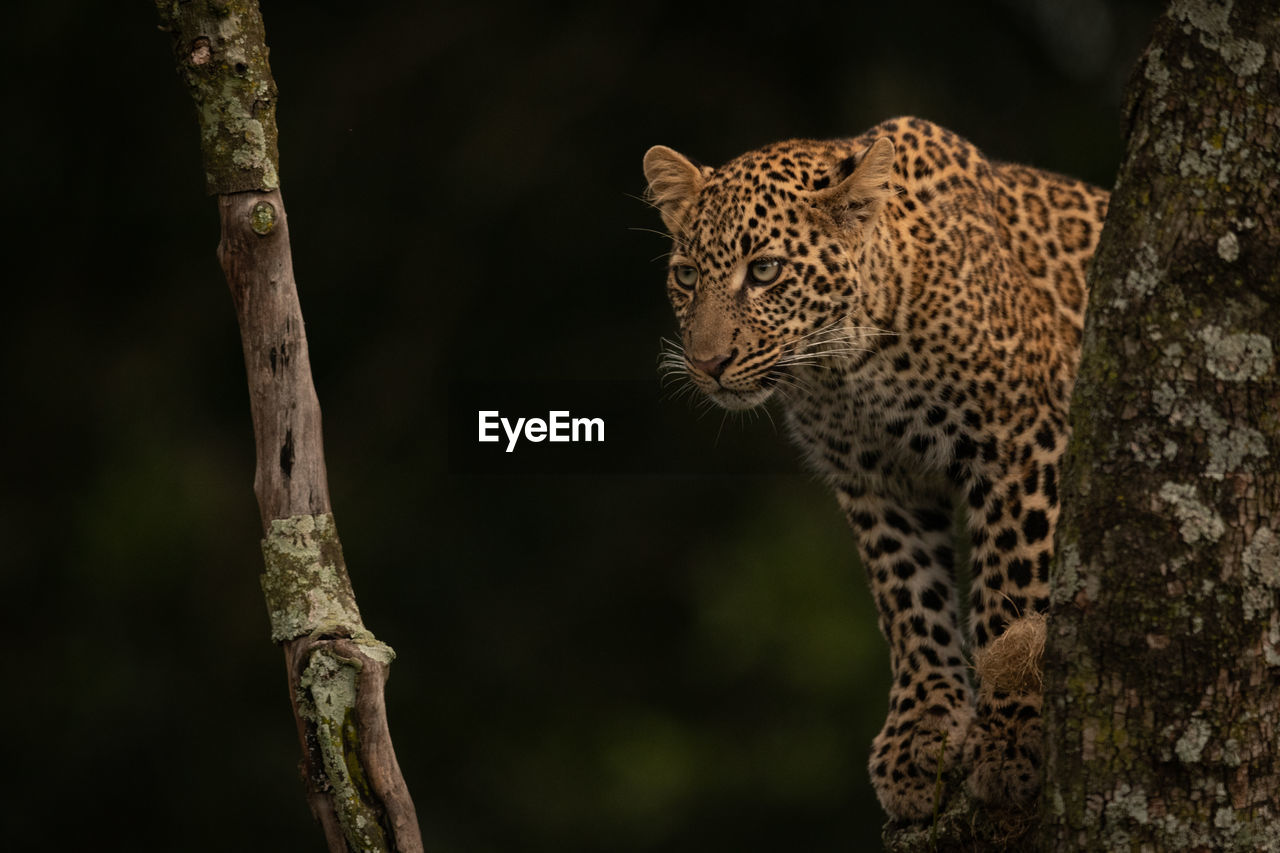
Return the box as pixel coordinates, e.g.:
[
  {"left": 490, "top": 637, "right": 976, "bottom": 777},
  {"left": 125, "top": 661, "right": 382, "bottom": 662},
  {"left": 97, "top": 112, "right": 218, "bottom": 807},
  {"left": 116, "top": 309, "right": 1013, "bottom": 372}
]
[{"left": 2, "top": 0, "right": 1160, "bottom": 849}]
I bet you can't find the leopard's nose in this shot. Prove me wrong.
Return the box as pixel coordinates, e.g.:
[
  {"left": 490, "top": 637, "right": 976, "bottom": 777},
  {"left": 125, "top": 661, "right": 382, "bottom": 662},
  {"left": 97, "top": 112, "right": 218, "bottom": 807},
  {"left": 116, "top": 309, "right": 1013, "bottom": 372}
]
[{"left": 689, "top": 352, "right": 733, "bottom": 378}]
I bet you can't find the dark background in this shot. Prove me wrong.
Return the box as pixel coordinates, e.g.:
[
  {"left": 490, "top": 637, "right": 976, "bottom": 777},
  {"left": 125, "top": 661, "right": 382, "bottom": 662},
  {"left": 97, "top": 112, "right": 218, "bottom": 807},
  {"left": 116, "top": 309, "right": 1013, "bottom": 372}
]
[{"left": 5, "top": 1, "right": 1160, "bottom": 850}]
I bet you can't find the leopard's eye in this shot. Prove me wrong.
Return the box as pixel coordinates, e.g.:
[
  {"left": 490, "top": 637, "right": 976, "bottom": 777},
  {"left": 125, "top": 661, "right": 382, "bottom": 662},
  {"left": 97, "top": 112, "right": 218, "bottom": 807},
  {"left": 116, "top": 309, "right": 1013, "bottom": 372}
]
[
  {"left": 672, "top": 265, "right": 699, "bottom": 289},
  {"left": 747, "top": 258, "right": 782, "bottom": 285}
]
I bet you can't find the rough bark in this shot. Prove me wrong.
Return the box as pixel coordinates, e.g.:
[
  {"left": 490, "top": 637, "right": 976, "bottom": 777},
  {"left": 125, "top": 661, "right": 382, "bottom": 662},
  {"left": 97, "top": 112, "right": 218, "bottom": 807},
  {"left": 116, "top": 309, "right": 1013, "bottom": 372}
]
[
  {"left": 1042, "top": 1, "right": 1280, "bottom": 850},
  {"left": 155, "top": 3, "right": 424, "bottom": 851}
]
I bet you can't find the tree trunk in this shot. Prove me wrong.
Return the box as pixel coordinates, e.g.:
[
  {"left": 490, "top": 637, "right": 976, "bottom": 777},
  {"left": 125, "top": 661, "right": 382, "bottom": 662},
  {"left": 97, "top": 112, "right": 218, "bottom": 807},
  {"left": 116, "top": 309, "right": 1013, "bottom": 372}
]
[
  {"left": 154, "top": 3, "right": 424, "bottom": 851},
  {"left": 1043, "top": 1, "right": 1280, "bottom": 849}
]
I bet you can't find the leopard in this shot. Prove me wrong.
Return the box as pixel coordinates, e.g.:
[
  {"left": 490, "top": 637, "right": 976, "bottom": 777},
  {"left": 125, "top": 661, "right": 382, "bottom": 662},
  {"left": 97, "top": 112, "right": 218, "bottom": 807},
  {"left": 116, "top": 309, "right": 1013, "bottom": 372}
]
[{"left": 642, "top": 117, "right": 1108, "bottom": 820}]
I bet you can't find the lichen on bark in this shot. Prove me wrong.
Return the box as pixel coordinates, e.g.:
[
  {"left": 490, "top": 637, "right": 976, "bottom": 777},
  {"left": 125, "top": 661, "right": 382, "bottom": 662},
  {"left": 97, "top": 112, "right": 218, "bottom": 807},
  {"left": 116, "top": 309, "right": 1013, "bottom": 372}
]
[
  {"left": 261, "top": 513, "right": 363, "bottom": 643},
  {"left": 155, "top": 0, "right": 280, "bottom": 194},
  {"left": 299, "top": 640, "right": 398, "bottom": 853}
]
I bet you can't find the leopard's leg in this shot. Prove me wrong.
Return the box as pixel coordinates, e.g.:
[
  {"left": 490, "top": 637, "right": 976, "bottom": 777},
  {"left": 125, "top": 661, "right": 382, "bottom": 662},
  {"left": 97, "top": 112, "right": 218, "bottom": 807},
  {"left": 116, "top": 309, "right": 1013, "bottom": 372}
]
[
  {"left": 958, "top": 424, "right": 1061, "bottom": 807},
  {"left": 838, "top": 482, "right": 972, "bottom": 821}
]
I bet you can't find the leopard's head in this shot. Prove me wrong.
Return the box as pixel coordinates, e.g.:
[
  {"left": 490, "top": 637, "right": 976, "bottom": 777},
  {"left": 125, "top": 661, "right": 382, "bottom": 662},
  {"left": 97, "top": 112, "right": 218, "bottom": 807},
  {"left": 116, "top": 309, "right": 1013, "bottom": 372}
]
[{"left": 643, "top": 137, "right": 895, "bottom": 410}]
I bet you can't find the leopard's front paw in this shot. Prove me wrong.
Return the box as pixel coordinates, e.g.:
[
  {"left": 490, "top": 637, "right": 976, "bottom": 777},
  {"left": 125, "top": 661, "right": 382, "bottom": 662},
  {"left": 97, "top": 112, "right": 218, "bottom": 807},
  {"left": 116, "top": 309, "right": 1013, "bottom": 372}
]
[
  {"left": 870, "top": 699, "right": 972, "bottom": 820},
  {"left": 964, "top": 692, "right": 1042, "bottom": 805},
  {"left": 966, "top": 614, "right": 1046, "bottom": 806}
]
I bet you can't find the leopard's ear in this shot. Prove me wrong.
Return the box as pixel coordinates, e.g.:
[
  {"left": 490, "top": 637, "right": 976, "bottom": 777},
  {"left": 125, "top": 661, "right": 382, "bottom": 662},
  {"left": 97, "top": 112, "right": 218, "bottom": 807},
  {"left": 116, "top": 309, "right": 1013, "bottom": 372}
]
[
  {"left": 643, "top": 145, "right": 706, "bottom": 235},
  {"left": 811, "top": 137, "right": 896, "bottom": 232}
]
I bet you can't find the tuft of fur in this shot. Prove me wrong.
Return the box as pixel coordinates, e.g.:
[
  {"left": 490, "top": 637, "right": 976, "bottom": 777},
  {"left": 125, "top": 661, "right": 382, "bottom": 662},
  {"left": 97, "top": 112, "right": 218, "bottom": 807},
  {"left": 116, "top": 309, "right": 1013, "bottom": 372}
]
[{"left": 974, "top": 613, "right": 1046, "bottom": 697}]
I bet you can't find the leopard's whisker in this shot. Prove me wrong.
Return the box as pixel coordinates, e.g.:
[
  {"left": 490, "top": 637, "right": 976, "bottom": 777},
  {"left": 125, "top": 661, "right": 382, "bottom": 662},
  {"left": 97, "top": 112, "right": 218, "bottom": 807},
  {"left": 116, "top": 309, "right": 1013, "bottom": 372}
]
[
  {"left": 628, "top": 225, "right": 675, "bottom": 240},
  {"left": 763, "top": 403, "right": 779, "bottom": 432},
  {"left": 713, "top": 409, "right": 730, "bottom": 446}
]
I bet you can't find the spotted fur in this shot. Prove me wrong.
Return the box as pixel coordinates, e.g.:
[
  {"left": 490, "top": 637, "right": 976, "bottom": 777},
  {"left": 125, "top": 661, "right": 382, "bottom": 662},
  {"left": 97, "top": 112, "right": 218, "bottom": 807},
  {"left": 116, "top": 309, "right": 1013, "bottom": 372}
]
[{"left": 643, "top": 117, "right": 1108, "bottom": 820}]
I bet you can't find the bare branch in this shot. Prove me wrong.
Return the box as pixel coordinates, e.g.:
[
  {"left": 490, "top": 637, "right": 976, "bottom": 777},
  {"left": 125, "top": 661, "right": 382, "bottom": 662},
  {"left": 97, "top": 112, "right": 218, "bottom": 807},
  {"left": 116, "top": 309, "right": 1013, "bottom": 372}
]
[{"left": 155, "top": 3, "right": 425, "bottom": 850}]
